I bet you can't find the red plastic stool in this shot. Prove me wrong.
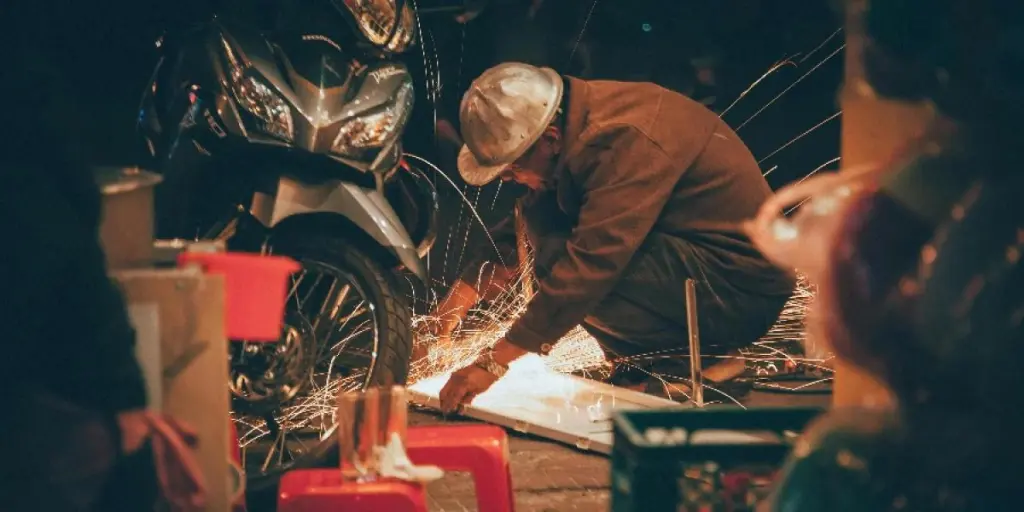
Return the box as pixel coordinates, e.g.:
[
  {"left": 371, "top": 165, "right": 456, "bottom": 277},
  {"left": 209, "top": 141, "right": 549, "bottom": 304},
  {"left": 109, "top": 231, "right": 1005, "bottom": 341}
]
[
  {"left": 407, "top": 424, "right": 515, "bottom": 512},
  {"left": 277, "top": 470, "right": 428, "bottom": 512}
]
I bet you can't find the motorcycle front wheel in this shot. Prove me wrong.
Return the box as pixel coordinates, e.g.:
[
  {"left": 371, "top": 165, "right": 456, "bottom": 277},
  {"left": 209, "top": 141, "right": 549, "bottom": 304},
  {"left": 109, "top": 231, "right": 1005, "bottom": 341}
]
[{"left": 231, "top": 235, "right": 412, "bottom": 492}]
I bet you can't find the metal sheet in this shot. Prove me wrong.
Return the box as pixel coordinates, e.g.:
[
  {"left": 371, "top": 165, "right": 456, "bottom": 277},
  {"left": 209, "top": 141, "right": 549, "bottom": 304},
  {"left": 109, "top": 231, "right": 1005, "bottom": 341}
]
[{"left": 408, "top": 355, "right": 688, "bottom": 454}]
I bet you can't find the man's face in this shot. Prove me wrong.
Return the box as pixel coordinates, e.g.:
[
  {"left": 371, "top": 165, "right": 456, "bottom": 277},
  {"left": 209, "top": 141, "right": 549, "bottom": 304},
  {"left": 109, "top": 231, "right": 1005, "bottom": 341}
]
[{"left": 498, "top": 126, "right": 562, "bottom": 190}]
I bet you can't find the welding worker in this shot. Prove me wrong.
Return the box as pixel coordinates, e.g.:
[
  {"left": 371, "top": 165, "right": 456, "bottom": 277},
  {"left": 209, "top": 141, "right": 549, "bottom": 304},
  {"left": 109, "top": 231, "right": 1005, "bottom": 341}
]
[{"left": 433, "top": 62, "right": 795, "bottom": 412}]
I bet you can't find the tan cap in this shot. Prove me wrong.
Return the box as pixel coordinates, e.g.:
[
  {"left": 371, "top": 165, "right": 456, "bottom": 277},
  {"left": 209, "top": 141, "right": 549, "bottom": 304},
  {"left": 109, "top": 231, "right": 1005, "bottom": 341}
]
[{"left": 457, "top": 62, "right": 564, "bottom": 186}]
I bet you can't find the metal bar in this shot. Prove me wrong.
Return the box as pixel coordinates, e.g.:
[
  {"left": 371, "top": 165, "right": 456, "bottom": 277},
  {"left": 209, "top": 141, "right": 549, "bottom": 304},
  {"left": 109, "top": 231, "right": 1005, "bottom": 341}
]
[{"left": 685, "top": 279, "right": 705, "bottom": 407}]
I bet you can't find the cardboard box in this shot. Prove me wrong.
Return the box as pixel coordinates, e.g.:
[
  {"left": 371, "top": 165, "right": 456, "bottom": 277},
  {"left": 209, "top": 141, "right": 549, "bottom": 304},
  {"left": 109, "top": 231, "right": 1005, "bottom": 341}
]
[
  {"left": 96, "top": 167, "right": 162, "bottom": 270},
  {"left": 116, "top": 268, "right": 233, "bottom": 511}
]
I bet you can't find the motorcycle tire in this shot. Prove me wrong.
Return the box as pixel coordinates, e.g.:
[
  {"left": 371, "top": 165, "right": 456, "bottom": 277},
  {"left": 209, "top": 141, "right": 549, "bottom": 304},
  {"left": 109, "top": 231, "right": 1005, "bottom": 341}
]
[{"left": 245, "top": 235, "right": 413, "bottom": 492}]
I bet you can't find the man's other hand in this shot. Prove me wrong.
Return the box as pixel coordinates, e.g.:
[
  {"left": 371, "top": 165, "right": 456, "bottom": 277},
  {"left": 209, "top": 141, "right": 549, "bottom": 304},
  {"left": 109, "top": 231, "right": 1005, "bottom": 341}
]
[{"left": 438, "top": 364, "right": 500, "bottom": 414}]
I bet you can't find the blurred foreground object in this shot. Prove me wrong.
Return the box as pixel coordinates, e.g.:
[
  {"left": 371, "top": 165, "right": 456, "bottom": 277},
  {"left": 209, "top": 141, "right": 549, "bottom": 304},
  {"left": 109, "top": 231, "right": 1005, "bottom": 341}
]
[
  {"left": 279, "top": 423, "right": 514, "bottom": 512},
  {"left": 861, "top": 0, "right": 1024, "bottom": 125},
  {"left": 746, "top": 163, "right": 881, "bottom": 284},
  {"left": 767, "top": 1, "right": 1024, "bottom": 508},
  {"left": 115, "top": 269, "right": 229, "bottom": 510},
  {"left": 102, "top": 169, "right": 249, "bottom": 510},
  {"left": 611, "top": 407, "right": 823, "bottom": 511},
  {"left": 96, "top": 167, "right": 163, "bottom": 270},
  {"left": 336, "top": 386, "right": 441, "bottom": 483},
  {"left": 827, "top": 0, "right": 936, "bottom": 408},
  {"left": 769, "top": 122, "right": 1024, "bottom": 512}
]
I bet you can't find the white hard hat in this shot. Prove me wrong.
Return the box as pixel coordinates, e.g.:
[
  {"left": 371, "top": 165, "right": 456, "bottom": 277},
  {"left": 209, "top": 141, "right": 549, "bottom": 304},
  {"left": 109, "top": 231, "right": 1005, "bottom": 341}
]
[{"left": 457, "top": 62, "right": 564, "bottom": 186}]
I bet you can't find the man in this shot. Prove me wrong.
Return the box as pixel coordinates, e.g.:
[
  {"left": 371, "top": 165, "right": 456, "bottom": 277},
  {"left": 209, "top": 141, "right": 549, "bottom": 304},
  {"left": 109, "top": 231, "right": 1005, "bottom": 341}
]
[{"left": 433, "top": 62, "right": 794, "bottom": 413}]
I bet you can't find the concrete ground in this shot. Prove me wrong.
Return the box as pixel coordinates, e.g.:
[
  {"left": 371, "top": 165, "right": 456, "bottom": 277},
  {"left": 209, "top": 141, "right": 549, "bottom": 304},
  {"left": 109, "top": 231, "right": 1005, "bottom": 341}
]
[
  {"left": 411, "top": 411, "right": 611, "bottom": 512},
  {"left": 247, "top": 381, "right": 830, "bottom": 511},
  {"left": 412, "top": 388, "right": 831, "bottom": 512}
]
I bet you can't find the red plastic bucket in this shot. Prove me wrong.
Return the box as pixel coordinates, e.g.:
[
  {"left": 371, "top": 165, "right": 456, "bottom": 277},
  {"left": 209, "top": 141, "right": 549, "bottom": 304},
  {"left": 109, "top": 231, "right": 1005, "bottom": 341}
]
[{"left": 178, "top": 252, "right": 300, "bottom": 341}]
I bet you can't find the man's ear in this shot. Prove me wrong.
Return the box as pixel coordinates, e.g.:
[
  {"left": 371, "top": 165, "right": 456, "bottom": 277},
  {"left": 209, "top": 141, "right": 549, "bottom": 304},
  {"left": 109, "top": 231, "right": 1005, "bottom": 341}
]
[
  {"left": 543, "top": 125, "right": 561, "bottom": 142},
  {"left": 542, "top": 125, "right": 562, "bottom": 152}
]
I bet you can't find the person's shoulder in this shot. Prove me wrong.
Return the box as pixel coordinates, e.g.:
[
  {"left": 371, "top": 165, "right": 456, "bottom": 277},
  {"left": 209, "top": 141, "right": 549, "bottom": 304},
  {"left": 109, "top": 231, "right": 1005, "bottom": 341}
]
[
  {"left": 575, "top": 79, "right": 674, "bottom": 144},
  {"left": 584, "top": 81, "right": 719, "bottom": 159}
]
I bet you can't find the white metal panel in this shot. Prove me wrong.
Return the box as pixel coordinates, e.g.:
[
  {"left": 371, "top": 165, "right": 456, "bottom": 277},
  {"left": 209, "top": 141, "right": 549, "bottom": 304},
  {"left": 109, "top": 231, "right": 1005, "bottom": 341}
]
[{"left": 408, "top": 354, "right": 688, "bottom": 454}]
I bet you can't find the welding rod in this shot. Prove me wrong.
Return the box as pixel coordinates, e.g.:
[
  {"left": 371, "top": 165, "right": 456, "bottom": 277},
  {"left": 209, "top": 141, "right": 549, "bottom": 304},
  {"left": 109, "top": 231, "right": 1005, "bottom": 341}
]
[{"left": 685, "top": 279, "right": 705, "bottom": 407}]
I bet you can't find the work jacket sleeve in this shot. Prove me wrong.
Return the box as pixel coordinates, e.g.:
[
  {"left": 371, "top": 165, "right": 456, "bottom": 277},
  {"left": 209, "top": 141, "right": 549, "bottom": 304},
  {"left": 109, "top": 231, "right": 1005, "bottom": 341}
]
[
  {"left": 459, "top": 212, "right": 520, "bottom": 293},
  {"left": 505, "top": 126, "right": 683, "bottom": 352}
]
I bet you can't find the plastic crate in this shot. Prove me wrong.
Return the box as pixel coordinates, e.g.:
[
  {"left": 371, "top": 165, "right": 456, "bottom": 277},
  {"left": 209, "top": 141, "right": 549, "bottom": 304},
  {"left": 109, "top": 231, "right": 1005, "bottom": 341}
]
[{"left": 611, "top": 407, "right": 824, "bottom": 512}]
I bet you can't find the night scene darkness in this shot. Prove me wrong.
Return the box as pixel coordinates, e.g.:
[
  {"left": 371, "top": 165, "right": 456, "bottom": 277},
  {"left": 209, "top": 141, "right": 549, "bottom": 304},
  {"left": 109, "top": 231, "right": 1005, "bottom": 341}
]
[{"left": 3, "top": 0, "right": 1022, "bottom": 510}]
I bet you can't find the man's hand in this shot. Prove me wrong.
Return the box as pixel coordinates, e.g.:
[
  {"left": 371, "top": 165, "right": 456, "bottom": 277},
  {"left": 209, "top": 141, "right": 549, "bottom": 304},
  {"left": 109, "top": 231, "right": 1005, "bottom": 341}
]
[{"left": 438, "top": 364, "right": 500, "bottom": 414}]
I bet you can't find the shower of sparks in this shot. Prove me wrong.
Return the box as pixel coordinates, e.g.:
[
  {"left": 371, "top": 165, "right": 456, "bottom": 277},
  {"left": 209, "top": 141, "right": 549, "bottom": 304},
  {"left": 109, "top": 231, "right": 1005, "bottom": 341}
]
[
  {"left": 569, "top": 0, "right": 601, "bottom": 67},
  {"left": 735, "top": 43, "right": 845, "bottom": 132},
  {"left": 718, "top": 57, "right": 799, "bottom": 119},
  {"left": 758, "top": 111, "right": 842, "bottom": 165},
  {"left": 405, "top": 255, "right": 824, "bottom": 408},
  {"left": 409, "top": 255, "right": 607, "bottom": 381}
]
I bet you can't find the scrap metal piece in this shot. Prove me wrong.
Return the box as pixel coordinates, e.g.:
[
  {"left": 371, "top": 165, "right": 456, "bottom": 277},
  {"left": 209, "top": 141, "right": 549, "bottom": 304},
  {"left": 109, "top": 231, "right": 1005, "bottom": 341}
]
[{"left": 408, "top": 355, "right": 687, "bottom": 455}]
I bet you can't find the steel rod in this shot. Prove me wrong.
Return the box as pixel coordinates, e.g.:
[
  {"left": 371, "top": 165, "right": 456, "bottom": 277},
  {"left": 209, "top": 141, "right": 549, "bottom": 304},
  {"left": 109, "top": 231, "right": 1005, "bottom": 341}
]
[{"left": 685, "top": 279, "right": 705, "bottom": 407}]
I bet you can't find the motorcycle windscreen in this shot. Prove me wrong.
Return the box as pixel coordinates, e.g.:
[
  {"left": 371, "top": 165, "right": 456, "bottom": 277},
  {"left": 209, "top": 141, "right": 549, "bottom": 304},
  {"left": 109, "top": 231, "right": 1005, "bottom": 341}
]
[{"left": 273, "top": 37, "right": 357, "bottom": 120}]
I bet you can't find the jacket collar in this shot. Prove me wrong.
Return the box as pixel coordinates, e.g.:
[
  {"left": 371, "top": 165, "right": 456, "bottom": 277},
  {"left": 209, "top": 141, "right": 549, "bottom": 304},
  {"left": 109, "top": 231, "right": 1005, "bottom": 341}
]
[{"left": 554, "top": 76, "right": 590, "bottom": 176}]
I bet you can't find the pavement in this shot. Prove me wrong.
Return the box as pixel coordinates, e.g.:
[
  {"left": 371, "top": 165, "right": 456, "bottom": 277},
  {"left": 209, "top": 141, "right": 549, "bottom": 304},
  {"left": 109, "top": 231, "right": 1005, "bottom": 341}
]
[
  {"left": 411, "top": 411, "right": 611, "bottom": 512},
  {"left": 410, "top": 388, "right": 830, "bottom": 512},
  {"left": 248, "top": 386, "right": 829, "bottom": 511}
]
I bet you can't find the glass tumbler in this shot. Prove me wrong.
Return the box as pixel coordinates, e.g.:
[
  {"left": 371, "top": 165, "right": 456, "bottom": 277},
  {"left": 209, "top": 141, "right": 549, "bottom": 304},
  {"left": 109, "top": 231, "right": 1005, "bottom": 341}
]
[{"left": 336, "top": 385, "right": 409, "bottom": 481}]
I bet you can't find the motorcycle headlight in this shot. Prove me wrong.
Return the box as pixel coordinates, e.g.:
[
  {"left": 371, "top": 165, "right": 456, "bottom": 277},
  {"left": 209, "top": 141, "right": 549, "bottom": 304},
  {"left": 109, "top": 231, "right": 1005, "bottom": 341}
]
[
  {"left": 332, "top": 81, "right": 413, "bottom": 155},
  {"left": 221, "top": 38, "right": 295, "bottom": 142},
  {"left": 338, "top": 0, "right": 417, "bottom": 53}
]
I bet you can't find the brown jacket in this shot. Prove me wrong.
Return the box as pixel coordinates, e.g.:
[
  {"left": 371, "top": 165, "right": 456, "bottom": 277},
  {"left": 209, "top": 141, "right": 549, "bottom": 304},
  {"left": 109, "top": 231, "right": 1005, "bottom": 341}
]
[{"left": 498, "top": 77, "right": 792, "bottom": 353}]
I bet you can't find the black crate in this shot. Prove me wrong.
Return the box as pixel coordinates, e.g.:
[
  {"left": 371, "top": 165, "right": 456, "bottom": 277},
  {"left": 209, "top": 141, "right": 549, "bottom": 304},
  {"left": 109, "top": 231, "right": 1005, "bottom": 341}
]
[{"left": 610, "top": 407, "right": 824, "bottom": 512}]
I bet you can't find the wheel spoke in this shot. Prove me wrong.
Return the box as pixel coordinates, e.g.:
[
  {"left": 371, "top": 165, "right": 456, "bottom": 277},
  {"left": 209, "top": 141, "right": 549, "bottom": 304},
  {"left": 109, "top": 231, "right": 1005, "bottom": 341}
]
[{"left": 233, "top": 256, "right": 384, "bottom": 484}]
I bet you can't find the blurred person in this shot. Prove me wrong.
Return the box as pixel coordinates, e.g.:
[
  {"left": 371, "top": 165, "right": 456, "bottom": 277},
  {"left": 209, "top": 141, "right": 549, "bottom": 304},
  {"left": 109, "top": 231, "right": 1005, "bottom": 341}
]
[
  {"left": 1, "top": 2, "right": 206, "bottom": 510},
  {"left": 765, "top": 123, "right": 1023, "bottom": 511},
  {"left": 757, "top": 0, "right": 1024, "bottom": 509},
  {"left": 425, "top": 63, "right": 794, "bottom": 412}
]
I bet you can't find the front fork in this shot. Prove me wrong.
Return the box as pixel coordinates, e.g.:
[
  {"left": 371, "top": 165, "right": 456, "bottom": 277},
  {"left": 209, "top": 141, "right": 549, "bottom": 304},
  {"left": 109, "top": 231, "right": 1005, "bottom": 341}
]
[{"left": 204, "top": 205, "right": 272, "bottom": 254}]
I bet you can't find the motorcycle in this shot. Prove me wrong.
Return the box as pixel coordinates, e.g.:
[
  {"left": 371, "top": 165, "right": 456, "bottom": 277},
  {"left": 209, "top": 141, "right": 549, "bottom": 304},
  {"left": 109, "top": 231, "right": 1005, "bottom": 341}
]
[{"left": 137, "top": 0, "right": 436, "bottom": 489}]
